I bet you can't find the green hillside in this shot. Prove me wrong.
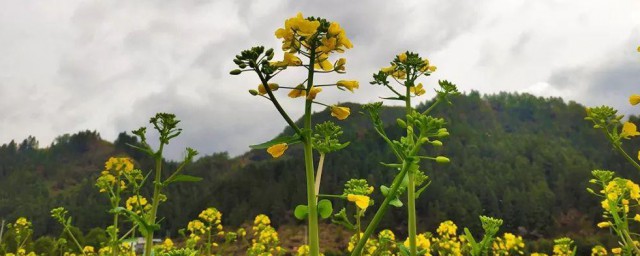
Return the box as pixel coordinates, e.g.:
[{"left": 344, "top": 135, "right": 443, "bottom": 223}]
[{"left": 1, "top": 92, "right": 638, "bottom": 249}]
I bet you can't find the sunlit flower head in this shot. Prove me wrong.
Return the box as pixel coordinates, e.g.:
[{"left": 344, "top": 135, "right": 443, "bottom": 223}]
[{"left": 336, "top": 80, "right": 359, "bottom": 92}]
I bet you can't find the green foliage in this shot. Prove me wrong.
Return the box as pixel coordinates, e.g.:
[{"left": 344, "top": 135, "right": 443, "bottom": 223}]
[{"left": 0, "top": 92, "right": 636, "bottom": 252}]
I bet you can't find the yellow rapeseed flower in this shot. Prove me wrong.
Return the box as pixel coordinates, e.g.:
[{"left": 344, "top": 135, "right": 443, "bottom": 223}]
[
  {"left": 267, "top": 143, "right": 288, "bottom": 158},
  {"left": 271, "top": 53, "right": 303, "bottom": 67},
  {"left": 631, "top": 94, "right": 640, "bottom": 106},
  {"left": 597, "top": 221, "right": 611, "bottom": 228},
  {"left": 162, "top": 238, "right": 174, "bottom": 250},
  {"left": 381, "top": 65, "right": 396, "bottom": 74},
  {"left": 330, "top": 106, "right": 350, "bottom": 120},
  {"left": 258, "top": 83, "right": 279, "bottom": 95},
  {"left": 289, "top": 13, "right": 320, "bottom": 37},
  {"left": 410, "top": 83, "right": 426, "bottom": 96},
  {"left": 336, "top": 80, "right": 359, "bottom": 92},
  {"left": 398, "top": 53, "right": 407, "bottom": 62},
  {"left": 620, "top": 122, "right": 640, "bottom": 139},
  {"left": 306, "top": 86, "right": 322, "bottom": 100},
  {"left": 314, "top": 54, "right": 333, "bottom": 71},
  {"left": 288, "top": 84, "right": 306, "bottom": 98},
  {"left": 334, "top": 58, "right": 346, "bottom": 72},
  {"left": 612, "top": 247, "right": 622, "bottom": 254},
  {"left": 83, "top": 246, "right": 95, "bottom": 253},
  {"left": 347, "top": 194, "right": 370, "bottom": 210}
]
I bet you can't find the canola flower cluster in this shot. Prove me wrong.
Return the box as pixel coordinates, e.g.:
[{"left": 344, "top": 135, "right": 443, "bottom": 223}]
[
  {"left": 247, "top": 214, "right": 285, "bottom": 256},
  {"left": 492, "top": 233, "right": 525, "bottom": 255}
]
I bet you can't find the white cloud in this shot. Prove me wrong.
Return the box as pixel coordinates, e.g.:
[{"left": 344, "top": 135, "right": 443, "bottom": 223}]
[{"left": 1, "top": 0, "right": 639, "bottom": 159}]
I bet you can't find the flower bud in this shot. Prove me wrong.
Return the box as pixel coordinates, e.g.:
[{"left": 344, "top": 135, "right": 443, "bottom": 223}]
[
  {"left": 430, "top": 140, "right": 443, "bottom": 146},
  {"left": 397, "top": 118, "right": 407, "bottom": 128},
  {"left": 230, "top": 69, "right": 242, "bottom": 75},
  {"left": 435, "top": 156, "right": 450, "bottom": 164},
  {"left": 249, "top": 89, "right": 259, "bottom": 96}
]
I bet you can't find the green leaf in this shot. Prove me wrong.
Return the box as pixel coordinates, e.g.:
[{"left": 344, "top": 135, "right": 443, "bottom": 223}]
[
  {"left": 397, "top": 243, "right": 410, "bottom": 256},
  {"left": 415, "top": 180, "right": 431, "bottom": 199},
  {"left": 112, "top": 207, "right": 158, "bottom": 236},
  {"left": 294, "top": 205, "right": 308, "bottom": 220},
  {"left": 380, "top": 185, "right": 390, "bottom": 196},
  {"left": 390, "top": 197, "right": 403, "bottom": 208},
  {"left": 166, "top": 174, "right": 202, "bottom": 184},
  {"left": 318, "top": 199, "right": 333, "bottom": 219},
  {"left": 249, "top": 134, "right": 301, "bottom": 149}
]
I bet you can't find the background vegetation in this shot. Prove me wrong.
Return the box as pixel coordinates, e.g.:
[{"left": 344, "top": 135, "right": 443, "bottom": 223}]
[{"left": 1, "top": 92, "right": 637, "bottom": 252}]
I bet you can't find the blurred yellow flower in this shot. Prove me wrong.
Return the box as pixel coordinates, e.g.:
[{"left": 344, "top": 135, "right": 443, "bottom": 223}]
[
  {"left": 336, "top": 80, "right": 359, "bottom": 92},
  {"left": 410, "top": 83, "right": 426, "bottom": 96},
  {"left": 330, "top": 106, "right": 350, "bottom": 120},
  {"left": 271, "top": 53, "right": 302, "bottom": 67},
  {"left": 621, "top": 122, "right": 640, "bottom": 139},
  {"left": 306, "top": 86, "right": 322, "bottom": 100},
  {"left": 381, "top": 65, "right": 396, "bottom": 74},
  {"left": 267, "top": 143, "right": 288, "bottom": 158},
  {"left": 398, "top": 53, "right": 407, "bottom": 62},
  {"left": 347, "top": 194, "right": 370, "bottom": 210},
  {"left": 597, "top": 221, "right": 611, "bottom": 228},
  {"left": 334, "top": 58, "right": 346, "bottom": 72},
  {"left": 258, "top": 83, "right": 279, "bottom": 95},
  {"left": 630, "top": 94, "right": 640, "bottom": 105},
  {"left": 288, "top": 84, "right": 306, "bottom": 98},
  {"left": 314, "top": 54, "right": 333, "bottom": 71}
]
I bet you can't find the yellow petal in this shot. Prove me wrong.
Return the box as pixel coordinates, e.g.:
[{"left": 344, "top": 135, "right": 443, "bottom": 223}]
[
  {"left": 288, "top": 85, "right": 307, "bottom": 98},
  {"left": 266, "top": 143, "right": 288, "bottom": 158},
  {"left": 630, "top": 94, "right": 640, "bottom": 106},
  {"left": 331, "top": 106, "right": 350, "bottom": 120},
  {"left": 621, "top": 122, "right": 640, "bottom": 138},
  {"left": 347, "top": 194, "right": 370, "bottom": 210},
  {"left": 336, "top": 80, "right": 359, "bottom": 92},
  {"left": 306, "top": 86, "right": 322, "bottom": 100},
  {"left": 398, "top": 53, "right": 407, "bottom": 62}
]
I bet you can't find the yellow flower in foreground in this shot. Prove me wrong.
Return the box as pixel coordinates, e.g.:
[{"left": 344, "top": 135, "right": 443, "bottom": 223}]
[
  {"left": 330, "top": 106, "right": 350, "bottom": 120},
  {"left": 267, "top": 143, "right": 288, "bottom": 158},
  {"left": 314, "top": 54, "right": 333, "bottom": 71},
  {"left": 288, "top": 84, "right": 306, "bottom": 98},
  {"left": 410, "top": 83, "right": 426, "bottom": 96},
  {"left": 83, "top": 246, "right": 95, "bottom": 253},
  {"left": 336, "top": 80, "right": 359, "bottom": 92},
  {"left": 162, "top": 238, "right": 174, "bottom": 250},
  {"left": 620, "top": 122, "right": 640, "bottom": 139},
  {"left": 596, "top": 221, "right": 611, "bottom": 228},
  {"left": 612, "top": 247, "right": 622, "bottom": 254},
  {"left": 630, "top": 94, "right": 640, "bottom": 106},
  {"left": 271, "top": 53, "right": 302, "bottom": 67},
  {"left": 380, "top": 65, "right": 396, "bottom": 74},
  {"left": 307, "top": 86, "right": 322, "bottom": 100},
  {"left": 258, "top": 83, "right": 279, "bottom": 95},
  {"left": 334, "top": 58, "right": 346, "bottom": 72},
  {"left": 347, "top": 194, "right": 370, "bottom": 210},
  {"left": 289, "top": 12, "right": 320, "bottom": 37},
  {"left": 398, "top": 52, "right": 407, "bottom": 62},
  {"left": 638, "top": 150, "right": 640, "bottom": 161}
]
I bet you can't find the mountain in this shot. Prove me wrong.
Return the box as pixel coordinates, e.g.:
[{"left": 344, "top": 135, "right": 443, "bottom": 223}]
[{"left": 1, "top": 91, "right": 638, "bottom": 249}]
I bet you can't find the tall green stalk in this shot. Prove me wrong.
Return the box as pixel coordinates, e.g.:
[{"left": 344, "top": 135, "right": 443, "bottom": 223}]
[
  {"left": 304, "top": 45, "right": 320, "bottom": 256},
  {"left": 405, "top": 80, "right": 417, "bottom": 256},
  {"left": 144, "top": 145, "right": 164, "bottom": 256}
]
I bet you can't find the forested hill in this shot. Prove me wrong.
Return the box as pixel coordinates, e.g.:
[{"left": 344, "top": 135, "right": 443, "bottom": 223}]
[{"left": 1, "top": 91, "right": 639, "bottom": 242}]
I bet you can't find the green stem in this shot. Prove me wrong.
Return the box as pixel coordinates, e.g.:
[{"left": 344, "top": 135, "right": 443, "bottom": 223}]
[
  {"left": 207, "top": 226, "right": 212, "bottom": 256},
  {"left": 144, "top": 144, "right": 164, "bottom": 256},
  {"left": 305, "top": 43, "right": 320, "bottom": 256},
  {"left": 314, "top": 153, "right": 326, "bottom": 203},
  {"left": 351, "top": 141, "right": 426, "bottom": 256},
  {"left": 255, "top": 70, "right": 303, "bottom": 137},
  {"left": 405, "top": 82, "right": 417, "bottom": 256},
  {"left": 112, "top": 213, "right": 119, "bottom": 256},
  {"left": 422, "top": 99, "right": 441, "bottom": 116}
]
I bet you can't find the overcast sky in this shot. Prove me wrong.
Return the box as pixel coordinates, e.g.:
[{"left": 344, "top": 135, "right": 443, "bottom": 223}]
[{"left": 1, "top": 0, "right": 639, "bottom": 159}]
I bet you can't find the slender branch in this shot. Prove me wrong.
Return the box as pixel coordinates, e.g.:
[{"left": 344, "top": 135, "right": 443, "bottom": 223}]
[
  {"left": 255, "top": 70, "right": 303, "bottom": 137},
  {"left": 314, "top": 153, "right": 326, "bottom": 203}
]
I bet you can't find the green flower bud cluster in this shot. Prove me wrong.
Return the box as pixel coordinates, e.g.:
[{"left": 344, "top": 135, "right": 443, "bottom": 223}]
[
  {"left": 343, "top": 179, "right": 373, "bottom": 196},
  {"left": 312, "top": 121, "right": 350, "bottom": 154}
]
